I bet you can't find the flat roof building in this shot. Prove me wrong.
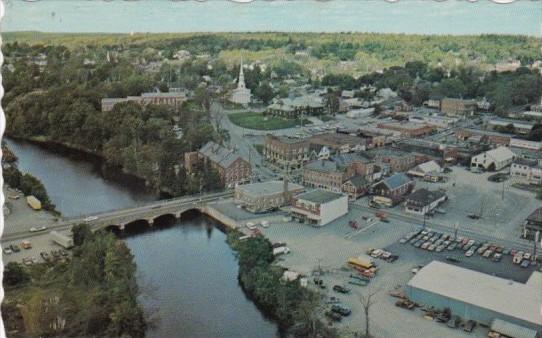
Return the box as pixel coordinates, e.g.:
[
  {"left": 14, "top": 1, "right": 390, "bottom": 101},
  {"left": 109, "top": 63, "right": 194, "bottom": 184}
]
[
  {"left": 406, "top": 261, "right": 542, "bottom": 332},
  {"left": 290, "top": 189, "right": 348, "bottom": 226},
  {"left": 234, "top": 180, "right": 304, "bottom": 213}
]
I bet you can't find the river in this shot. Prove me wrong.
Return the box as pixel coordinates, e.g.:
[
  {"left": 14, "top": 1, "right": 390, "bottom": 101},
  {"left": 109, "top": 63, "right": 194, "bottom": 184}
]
[{"left": 5, "top": 138, "right": 280, "bottom": 338}]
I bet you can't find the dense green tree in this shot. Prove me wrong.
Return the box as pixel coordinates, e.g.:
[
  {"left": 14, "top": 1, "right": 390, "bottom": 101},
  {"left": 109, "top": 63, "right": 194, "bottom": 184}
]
[{"left": 4, "top": 262, "right": 30, "bottom": 287}]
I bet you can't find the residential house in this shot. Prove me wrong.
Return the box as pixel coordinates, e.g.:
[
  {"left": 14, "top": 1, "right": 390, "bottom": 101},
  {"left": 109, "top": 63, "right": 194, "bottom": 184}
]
[{"left": 371, "top": 173, "right": 415, "bottom": 206}]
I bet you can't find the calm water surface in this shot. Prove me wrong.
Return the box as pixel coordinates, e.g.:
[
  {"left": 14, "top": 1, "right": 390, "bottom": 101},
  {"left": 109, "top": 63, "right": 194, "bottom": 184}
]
[{"left": 6, "top": 138, "right": 280, "bottom": 338}]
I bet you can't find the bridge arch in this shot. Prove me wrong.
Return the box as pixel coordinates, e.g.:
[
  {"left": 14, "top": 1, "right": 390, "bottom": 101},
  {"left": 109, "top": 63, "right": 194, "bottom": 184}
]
[
  {"left": 123, "top": 219, "right": 152, "bottom": 233},
  {"left": 152, "top": 213, "right": 178, "bottom": 228}
]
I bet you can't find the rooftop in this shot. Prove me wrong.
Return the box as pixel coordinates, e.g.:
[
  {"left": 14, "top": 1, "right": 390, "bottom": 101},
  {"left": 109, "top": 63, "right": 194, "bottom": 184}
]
[
  {"left": 526, "top": 207, "right": 542, "bottom": 224},
  {"left": 377, "top": 173, "right": 413, "bottom": 190},
  {"left": 236, "top": 180, "right": 304, "bottom": 196},
  {"left": 295, "top": 189, "right": 345, "bottom": 204},
  {"left": 199, "top": 141, "right": 245, "bottom": 169},
  {"left": 406, "top": 188, "right": 446, "bottom": 205},
  {"left": 304, "top": 160, "right": 340, "bottom": 173},
  {"left": 407, "top": 261, "right": 542, "bottom": 327}
]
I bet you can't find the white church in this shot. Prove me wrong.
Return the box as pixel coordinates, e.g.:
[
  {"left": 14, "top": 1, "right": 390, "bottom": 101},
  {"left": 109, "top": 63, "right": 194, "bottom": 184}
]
[{"left": 230, "top": 61, "right": 252, "bottom": 106}]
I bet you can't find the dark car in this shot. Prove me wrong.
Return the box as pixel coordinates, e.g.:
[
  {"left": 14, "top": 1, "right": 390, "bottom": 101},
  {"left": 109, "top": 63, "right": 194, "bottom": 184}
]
[
  {"left": 333, "top": 285, "right": 351, "bottom": 294},
  {"left": 463, "top": 320, "right": 476, "bottom": 332},
  {"left": 521, "top": 260, "right": 531, "bottom": 268},
  {"left": 445, "top": 256, "right": 460, "bottom": 263},
  {"left": 331, "top": 305, "right": 351, "bottom": 316},
  {"left": 10, "top": 244, "right": 21, "bottom": 253},
  {"left": 447, "top": 315, "right": 461, "bottom": 328}
]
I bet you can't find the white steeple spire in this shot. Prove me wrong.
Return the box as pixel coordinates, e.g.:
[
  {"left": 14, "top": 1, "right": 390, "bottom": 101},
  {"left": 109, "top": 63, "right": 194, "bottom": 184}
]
[{"left": 238, "top": 59, "right": 246, "bottom": 89}]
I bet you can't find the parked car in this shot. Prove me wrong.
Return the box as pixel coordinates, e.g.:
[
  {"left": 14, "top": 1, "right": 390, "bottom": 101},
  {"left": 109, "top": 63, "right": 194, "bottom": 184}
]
[
  {"left": 414, "top": 240, "right": 424, "bottom": 248},
  {"left": 10, "top": 244, "right": 21, "bottom": 253},
  {"left": 30, "top": 226, "right": 48, "bottom": 232},
  {"left": 465, "top": 249, "right": 475, "bottom": 257},
  {"left": 331, "top": 305, "right": 351, "bottom": 316},
  {"left": 3, "top": 247, "right": 13, "bottom": 255},
  {"left": 447, "top": 315, "right": 461, "bottom": 328},
  {"left": 333, "top": 285, "right": 351, "bottom": 294},
  {"left": 399, "top": 238, "right": 408, "bottom": 244},
  {"left": 428, "top": 244, "right": 436, "bottom": 251},
  {"left": 492, "top": 253, "right": 502, "bottom": 262},
  {"left": 435, "top": 245, "right": 446, "bottom": 253},
  {"left": 524, "top": 253, "right": 532, "bottom": 260},
  {"left": 447, "top": 243, "right": 456, "bottom": 251},
  {"left": 445, "top": 256, "right": 460, "bottom": 263},
  {"left": 521, "top": 260, "right": 531, "bottom": 268},
  {"left": 421, "top": 242, "right": 431, "bottom": 250},
  {"left": 463, "top": 320, "right": 476, "bottom": 332},
  {"left": 483, "top": 250, "right": 493, "bottom": 258}
]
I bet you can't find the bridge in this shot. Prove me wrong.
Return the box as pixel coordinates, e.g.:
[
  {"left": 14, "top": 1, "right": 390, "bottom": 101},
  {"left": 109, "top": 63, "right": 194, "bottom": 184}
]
[{"left": 3, "top": 191, "right": 234, "bottom": 241}]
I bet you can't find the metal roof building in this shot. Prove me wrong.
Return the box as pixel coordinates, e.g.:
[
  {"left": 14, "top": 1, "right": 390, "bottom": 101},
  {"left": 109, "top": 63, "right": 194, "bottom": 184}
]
[{"left": 406, "top": 261, "right": 542, "bottom": 333}]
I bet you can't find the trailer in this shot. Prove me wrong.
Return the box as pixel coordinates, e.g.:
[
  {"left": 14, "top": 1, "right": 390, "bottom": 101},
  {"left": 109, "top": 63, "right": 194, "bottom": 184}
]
[
  {"left": 347, "top": 255, "right": 374, "bottom": 270},
  {"left": 50, "top": 231, "right": 74, "bottom": 249},
  {"left": 26, "top": 195, "right": 42, "bottom": 210}
]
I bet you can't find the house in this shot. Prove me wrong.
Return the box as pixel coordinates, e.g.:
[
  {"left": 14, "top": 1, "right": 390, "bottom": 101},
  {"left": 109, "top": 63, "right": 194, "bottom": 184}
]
[
  {"left": 198, "top": 141, "right": 251, "bottom": 188},
  {"left": 404, "top": 188, "right": 447, "bottom": 215},
  {"left": 408, "top": 160, "right": 443, "bottom": 178},
  {"left": 523, "top": 207, "right": 542, "bottom": 239},
  {"left": 302, "top": 160, "right": 345, "bottom": 193},
  {"left": 371, "top": 173, "right": 415, "bottom": 206},
  {"left": 263, "top": 135, "right": 310, "bottom": 173},
  {"left": 342, "top": 175, "right": 370, "bottom": 200},
  {"left": 290, "top": 189, "right": 348, "bottom": 226},
  {"left": 511, "top": 158, "right": 542, "bottom": 186},
  {"left": 230, "top": 61, "right": 252, "bottom": 106},
  {"left": 470, "top": 146, "right": 515, "bottom": 171}
]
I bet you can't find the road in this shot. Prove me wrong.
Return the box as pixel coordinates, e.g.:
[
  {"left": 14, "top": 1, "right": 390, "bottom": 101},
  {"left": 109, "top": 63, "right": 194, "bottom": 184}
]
[{"left": 2, "top": 191, "right": 233, "bottom": 242}]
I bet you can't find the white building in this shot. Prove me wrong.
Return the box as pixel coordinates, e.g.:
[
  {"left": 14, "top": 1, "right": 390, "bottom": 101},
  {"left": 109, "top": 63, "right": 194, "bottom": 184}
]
[
  {"left": 511, "top": 158, "right": 542, "bottom": 186},
  {"left": 510, "top": 138, "right": 542, "bottom": 151},
  {"left": 290, "top": 190, "right": 348, "bottom": 226},
  {"left": 404, "top": 188, "right": 447, "bottom": 216},
  {"left": 470, "top": 146, "right": 515, "bottom": 171},
  {"left": 230, "top": 61, "right": 252, "bottom": 106},
  {"left": 407, "top": 160, "right": 442, "bottom": 178}
]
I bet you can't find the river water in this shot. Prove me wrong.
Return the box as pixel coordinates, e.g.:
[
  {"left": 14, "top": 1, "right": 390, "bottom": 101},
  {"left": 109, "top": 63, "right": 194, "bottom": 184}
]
[{"left": 5, "top": 138, "right": 280, "bottom": 338}]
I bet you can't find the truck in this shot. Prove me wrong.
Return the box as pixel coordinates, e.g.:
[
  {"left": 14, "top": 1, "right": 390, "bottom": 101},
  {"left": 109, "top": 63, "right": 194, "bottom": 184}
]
[
  {"left": 273, "top": 246, "right": 290, "bottom": 256},
  {"left": 26, "top": 195, "right": 42, "bottom": 210},
  {"left": 375, "top": 211, "right": 388, "bottom": 222},
  {"left": 347, "top": 256, "right": 374, "bottom": 270},
  {"left": 51, "top": 231, "right": 74, "bottom": 249}
]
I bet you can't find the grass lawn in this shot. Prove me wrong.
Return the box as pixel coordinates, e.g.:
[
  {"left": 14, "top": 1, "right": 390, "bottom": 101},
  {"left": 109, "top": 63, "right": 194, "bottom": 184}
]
[{"left": 228, "top": 112, "right": 311, "bottom": 130}]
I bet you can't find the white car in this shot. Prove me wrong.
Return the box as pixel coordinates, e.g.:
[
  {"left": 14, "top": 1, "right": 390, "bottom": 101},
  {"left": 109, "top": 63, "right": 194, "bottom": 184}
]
[
  {"left": 246, "top": 222, "right": 257, "bottom": 230},
  {"left": 260, "top": 221, "right": 270, "bottom": 228},
  {"left": 84, "top": 216, "right": 99, "bottom": 222},
  {"left": 30, "top": 226, "right": 47, "bottom": 232}
]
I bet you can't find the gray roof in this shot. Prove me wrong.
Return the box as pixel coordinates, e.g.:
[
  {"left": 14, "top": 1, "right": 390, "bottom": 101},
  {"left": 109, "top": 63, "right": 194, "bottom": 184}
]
[
  {"left": 380, "top": 173, "right": 412, "bottom": 190},
  {"left": 304, "top": 160, "right": 340, "bottom": 173},
  {"left": 526, "top": 207, "right": 542, "bottom": 224},
  {"left": 406, "top": 188, "right": 446, "bottom": 205},
  {"left": 408, "top": 261, "right": 542, "bottom": 328},
  {"left": 295, "top": 189, "right": 345, "bottom": 204},
  {"left": 490, "top": 319, "right": 538, "bottom": 338},
  {"left": 236, "top": 180, "right": 304, "bottom": 197},
  {"left": 332, "top": 153, "right": 372, "bottom": 168},
  {"left": 345, "top": 175, "right": 369, "bottom": 188},
  {"left": 199, "top": 141, "right": 246, "bottom": 169}
]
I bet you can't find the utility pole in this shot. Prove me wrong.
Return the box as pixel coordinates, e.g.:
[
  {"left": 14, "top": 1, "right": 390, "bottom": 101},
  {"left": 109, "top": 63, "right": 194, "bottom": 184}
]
[
  {"left": 533, "top": 230, "right": 540, "bottom": 262},
  {"left": 454, "top": 222, "right": 459, "bottom": 240}
]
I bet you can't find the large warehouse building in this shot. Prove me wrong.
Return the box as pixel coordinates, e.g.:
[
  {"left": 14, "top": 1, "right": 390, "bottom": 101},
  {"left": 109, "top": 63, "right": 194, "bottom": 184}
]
[{"left": 406, "top": 261, "right": 542, "bottom": 334}]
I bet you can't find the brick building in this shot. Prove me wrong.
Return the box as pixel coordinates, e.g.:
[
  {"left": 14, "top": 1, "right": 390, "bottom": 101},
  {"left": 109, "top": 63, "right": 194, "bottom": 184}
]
[
  {"left": 302, "top": 160, "right": 345, "bottom": 193},
  {"left": 263, "top": 135, "right": 310, "bottom": 172},
  {"left": 440, "top": 98, "right": 477, "bottom": 117},
  {"left": 371, "top": 173, "right": 415, "bottom": 206},
  {"left": 376, "top": 122, "right": 436, "bottom": 138},
  {"left": 368, "top": 148, "right": 416, "bottom": 173},
  {"left": 197, "top": 141, "right": 251, "bottom": 188}
]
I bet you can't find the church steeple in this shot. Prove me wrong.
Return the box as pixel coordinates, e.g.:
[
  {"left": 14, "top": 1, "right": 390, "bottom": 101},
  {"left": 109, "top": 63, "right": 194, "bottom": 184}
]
[{"left": 238, "top": 59, "right": 246, "bottom": 89}]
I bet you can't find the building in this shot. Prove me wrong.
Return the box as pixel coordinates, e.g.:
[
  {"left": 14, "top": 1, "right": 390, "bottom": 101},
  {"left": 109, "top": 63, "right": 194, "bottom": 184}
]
[
  {"left": 488, "top": 118, "right": 536, "bottom": 135},
  {"left": 510, "top": 138, "right": 542, "bottom": 151},
  {"left": 406, "top": 261, "right": 542, "bottom": 332},
  {"left": 342, "top": 175, "right": 370, "bottom": 200},
  {"left": 263, "top": 135, "right": 310, "bottom": 173},
  {"left": 230, "top": 61, "right": 252, "bottom": 106},
  {"left": 455, "top": 128, "right": 511, "bottom": 147},
  {"left": 407, "top": 160, "right": 443, "bottom": 178},
  {"left": 371, "top": 173, "right": 415, "bottom": 206},
  {"left": 234, "top": 180, "right": 304, "bottom": 213},
  {"left": 198, "top": 141, "right": 251, "bottom": 188},
  {"left": 440, "top": 98, "right": 477, "bottom": 117},
  {"left": 524, "top": 207, "right": 542, "bottom": 239},
  {"left": 290, "top": 189, "right": 348, "bottom": 226},
  {"left": 376, "top": 122, "right": 436, "bottom": 138},
  {"left": 308, "top": 133, "right": 367, "bottom": 155},
  {"left": 404, "top": 188, "right": 447, "bottom": 215},
  {"left": 265, "top": 95, "right": 324, "bottom": 119},
  {"left": 302, "top": 160, "right": 345, "bottom": 193},
  {"left": 101, "top": 92, "right": 187, "bottom": 112},
  {"left": 511, "top": 158, "right": 542, "bottom": 186},
  {"left": 368, "top": 148, "right": 416, "bottom": 173},
  {"left": 408, "top": 114, "right": 459, "bottom": 128},
  {"left": 470, "top": 146, "right": 516, "bottom": 171},
  {"left": 331, "top": 153, "right": 375, "bottom": 179}
]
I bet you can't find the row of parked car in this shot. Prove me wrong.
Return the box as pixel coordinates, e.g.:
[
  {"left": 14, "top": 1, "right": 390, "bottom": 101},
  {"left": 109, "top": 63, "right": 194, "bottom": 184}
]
[{"left": 400, "top": 228, "right": 534, "bottom": 268}]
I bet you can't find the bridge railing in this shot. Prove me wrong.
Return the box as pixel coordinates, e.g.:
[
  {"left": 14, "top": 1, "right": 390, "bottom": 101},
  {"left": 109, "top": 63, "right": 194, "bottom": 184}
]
[{"left": 60, "top": 190, "right": 233, "bottom": 222}]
